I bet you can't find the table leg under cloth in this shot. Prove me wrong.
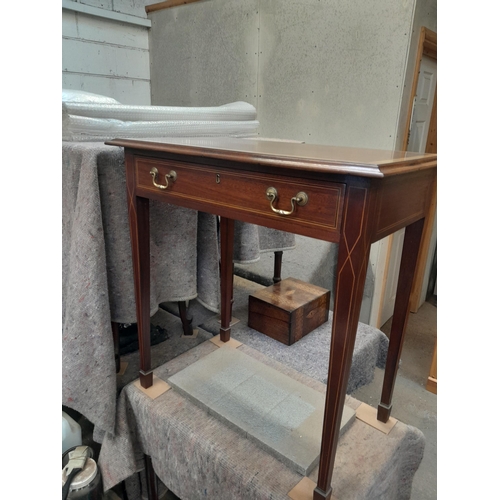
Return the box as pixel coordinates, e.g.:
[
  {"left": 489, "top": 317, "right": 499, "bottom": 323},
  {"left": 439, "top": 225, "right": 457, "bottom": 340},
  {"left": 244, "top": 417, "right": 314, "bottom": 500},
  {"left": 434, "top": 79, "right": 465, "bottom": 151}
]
[
  {"left": 232, "top": 220, "right": 296, "bottom": 286},
  {"left": 112, "top": 297, "right": 194, "bottom": 375}
]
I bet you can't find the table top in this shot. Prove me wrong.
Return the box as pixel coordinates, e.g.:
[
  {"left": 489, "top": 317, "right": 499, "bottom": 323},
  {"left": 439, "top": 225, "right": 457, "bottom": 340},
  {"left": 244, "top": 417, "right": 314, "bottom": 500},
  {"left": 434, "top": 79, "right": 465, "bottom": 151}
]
[{"left": 105, "top": 137, "right": 437, "bottom": 178}]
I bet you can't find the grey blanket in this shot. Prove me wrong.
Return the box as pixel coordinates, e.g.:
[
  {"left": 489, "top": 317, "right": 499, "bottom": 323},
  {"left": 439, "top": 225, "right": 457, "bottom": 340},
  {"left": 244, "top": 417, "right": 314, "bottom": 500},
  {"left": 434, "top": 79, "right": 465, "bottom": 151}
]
[
  {"left": 62, "top": 142, "right": 295, "bottom": 434},
  {"left": 98, "top": 340, "right": 424, "bottom": 500},
  {"left": 233, "top": 221, "right": 295, "bottom": 264}
]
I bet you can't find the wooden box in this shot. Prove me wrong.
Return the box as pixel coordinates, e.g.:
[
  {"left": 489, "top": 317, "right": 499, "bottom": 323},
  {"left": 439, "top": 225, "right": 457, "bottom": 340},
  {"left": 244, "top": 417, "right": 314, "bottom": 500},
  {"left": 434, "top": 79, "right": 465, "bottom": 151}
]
[{"left": 248, "top": 278, "right": 330, "bottom": 345}]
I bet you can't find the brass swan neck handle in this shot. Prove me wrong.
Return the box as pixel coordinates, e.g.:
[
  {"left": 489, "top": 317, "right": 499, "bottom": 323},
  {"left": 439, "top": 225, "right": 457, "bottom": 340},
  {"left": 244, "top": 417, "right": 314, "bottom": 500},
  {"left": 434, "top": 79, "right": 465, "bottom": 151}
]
[
  {"left": 265, "top": 187, "right": 308, "bottom": 216},
  {"left": 150, "top": 167, "right": 177, "bottom": 190}
]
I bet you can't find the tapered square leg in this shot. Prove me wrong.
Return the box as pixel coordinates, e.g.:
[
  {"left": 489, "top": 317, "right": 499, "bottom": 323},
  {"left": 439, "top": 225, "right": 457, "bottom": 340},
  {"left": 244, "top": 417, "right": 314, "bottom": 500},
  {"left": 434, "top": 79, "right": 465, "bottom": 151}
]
[
  {"left": 219, "top": 217, "right": 235, "bottom": 342},
  {"left": 314, "top": 182, "right": 375, "bottom": 499},
  {"left": 125, "top": 150, "right": 153, "bottom": 389},
  {"left": 378, "top": 218, "right": 425, "bottom": 422}
]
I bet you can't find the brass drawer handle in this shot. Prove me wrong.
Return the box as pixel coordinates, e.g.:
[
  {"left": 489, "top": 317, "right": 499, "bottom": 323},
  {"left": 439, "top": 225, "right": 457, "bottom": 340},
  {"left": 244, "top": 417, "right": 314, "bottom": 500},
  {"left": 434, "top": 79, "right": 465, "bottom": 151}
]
[
  {"left": 266, "top": 187, "right": 308, "bottom": 216},
  {"left": 150, "top": 167, "right": 177, "bottom": 190}
]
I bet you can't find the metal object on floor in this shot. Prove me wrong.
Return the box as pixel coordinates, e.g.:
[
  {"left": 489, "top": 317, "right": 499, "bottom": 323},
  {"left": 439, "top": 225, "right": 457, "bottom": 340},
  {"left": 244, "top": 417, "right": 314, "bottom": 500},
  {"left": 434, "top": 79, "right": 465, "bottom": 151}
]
[{"left": 62, "top": 445, "right": 103, "bottom": 499}]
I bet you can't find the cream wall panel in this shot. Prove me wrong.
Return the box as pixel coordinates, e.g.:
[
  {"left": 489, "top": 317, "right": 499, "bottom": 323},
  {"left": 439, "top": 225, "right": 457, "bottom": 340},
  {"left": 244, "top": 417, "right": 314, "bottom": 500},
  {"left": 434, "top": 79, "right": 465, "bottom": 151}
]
[
  {"left": 62, "top": 0, "right": 151, "bottom": 104},
  {"left": 63, "top": 39, "right": 149, "bottom": 80},
  {"left": 257, "top": 0, "right": 414, "bottom": 150},
  {"left": 253, "top": 0, "right": 418, "bottom": 325},
  {"left": 62, "top": 10, "right": 79, "bottom": 38},
  {"left": 78, "top": 0, "right": 113, "bottom": 10},
  {"left": 149, "top": 0, "right": 259, "bottom": 107},
  {"left": 71, "top": 12, "right": 150, "bottom": 49},
  {"left": 112, "top": 0, "right": 150, "bottom": 18}
]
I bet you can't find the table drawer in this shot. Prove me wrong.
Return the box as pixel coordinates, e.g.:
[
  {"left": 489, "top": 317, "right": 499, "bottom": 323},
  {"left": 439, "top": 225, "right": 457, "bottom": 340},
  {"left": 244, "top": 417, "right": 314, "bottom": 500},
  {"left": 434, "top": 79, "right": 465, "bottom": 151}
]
[{"left": 135, "top": 157, "right": 345, "bottom": 241}]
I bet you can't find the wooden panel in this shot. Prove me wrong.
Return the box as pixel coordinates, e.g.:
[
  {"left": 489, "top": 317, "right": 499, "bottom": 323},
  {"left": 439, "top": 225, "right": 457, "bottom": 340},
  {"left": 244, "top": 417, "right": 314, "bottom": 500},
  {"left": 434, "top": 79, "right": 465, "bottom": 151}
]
[
  {"left": 423, "top": 28, "right": 437, "bottom": 59},
  {"left": 108, "top": 138, "right": 435, "bottom": 178},
  {"left": 426, "top": 377, "right": 437, "bottom": 394},
  {"left": 248, "top": 278, "right": 330, "bottom": 345},
  {"left": 248, "top": 299, "right": 291, "bottom": 345},
  {"left": 409, "top": 171, "right": 436, "bottom": 312},
  {"left": 135, "top": 157, "right": 345, "bottom": 242},
  {"left": 295, "top": 294, "right": 330, "bottom": 343},
  {"left": 426, "top": 341, "right": 437, "bottom": 394},
  {"left": 425, "top": 87, "right": 437, "bottom": 154},
  {"left": 373, "top": 169, "right": 434, "bottom": 241}
]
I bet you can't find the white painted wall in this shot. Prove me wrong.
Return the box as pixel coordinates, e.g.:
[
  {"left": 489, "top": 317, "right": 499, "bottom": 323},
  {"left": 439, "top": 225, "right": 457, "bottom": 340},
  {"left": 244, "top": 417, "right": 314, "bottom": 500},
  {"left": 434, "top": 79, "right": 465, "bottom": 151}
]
[{"left": 62, "top": 0, "right": 152, "bottom": 104}]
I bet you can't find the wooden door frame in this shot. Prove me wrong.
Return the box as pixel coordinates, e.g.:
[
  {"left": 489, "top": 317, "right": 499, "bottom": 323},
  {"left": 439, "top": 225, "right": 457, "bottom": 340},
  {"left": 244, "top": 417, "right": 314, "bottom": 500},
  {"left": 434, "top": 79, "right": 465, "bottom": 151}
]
[
  {"left": 402, "top": 27, "right": 437, "bottom": 148},
  {"left": 403, "top": 27, "right": 437, "bottom": 312},
  {"left": 372, "top": 27, "right": 437, "bottom": 327}
]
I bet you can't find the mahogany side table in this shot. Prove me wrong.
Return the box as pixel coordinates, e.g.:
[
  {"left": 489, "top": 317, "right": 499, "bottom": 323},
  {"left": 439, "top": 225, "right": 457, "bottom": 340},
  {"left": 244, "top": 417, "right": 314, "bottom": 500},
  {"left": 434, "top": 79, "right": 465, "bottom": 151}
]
[{"left": 106, "top": 137, "right": 437, "bottom": 500}]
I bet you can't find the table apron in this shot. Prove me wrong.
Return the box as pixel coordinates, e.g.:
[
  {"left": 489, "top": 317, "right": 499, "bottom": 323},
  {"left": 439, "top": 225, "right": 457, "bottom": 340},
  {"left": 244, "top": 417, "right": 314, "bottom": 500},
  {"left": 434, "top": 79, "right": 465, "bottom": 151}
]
[
  {"left": 134, "top": 156, "right": 346, "bottom": 243},
  {"left": 372, "top": 169, "right": 435, "bottom": 242}
]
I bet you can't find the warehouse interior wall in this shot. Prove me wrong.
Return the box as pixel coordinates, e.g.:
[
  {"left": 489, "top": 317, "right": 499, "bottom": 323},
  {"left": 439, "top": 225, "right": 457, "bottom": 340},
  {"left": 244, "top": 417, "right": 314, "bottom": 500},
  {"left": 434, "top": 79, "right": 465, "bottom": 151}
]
[
  {"left": 147, "top": 0, "right": 436, "bottom": 325},
  {"left": 62, "top": 0, "right": 152, "bottom": 104},
  {"left": 148, "top": 0, "right": 432, "bottom": 150},
  {"left": 61, "top": 0, "right": 437, "bottom": 326}
]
